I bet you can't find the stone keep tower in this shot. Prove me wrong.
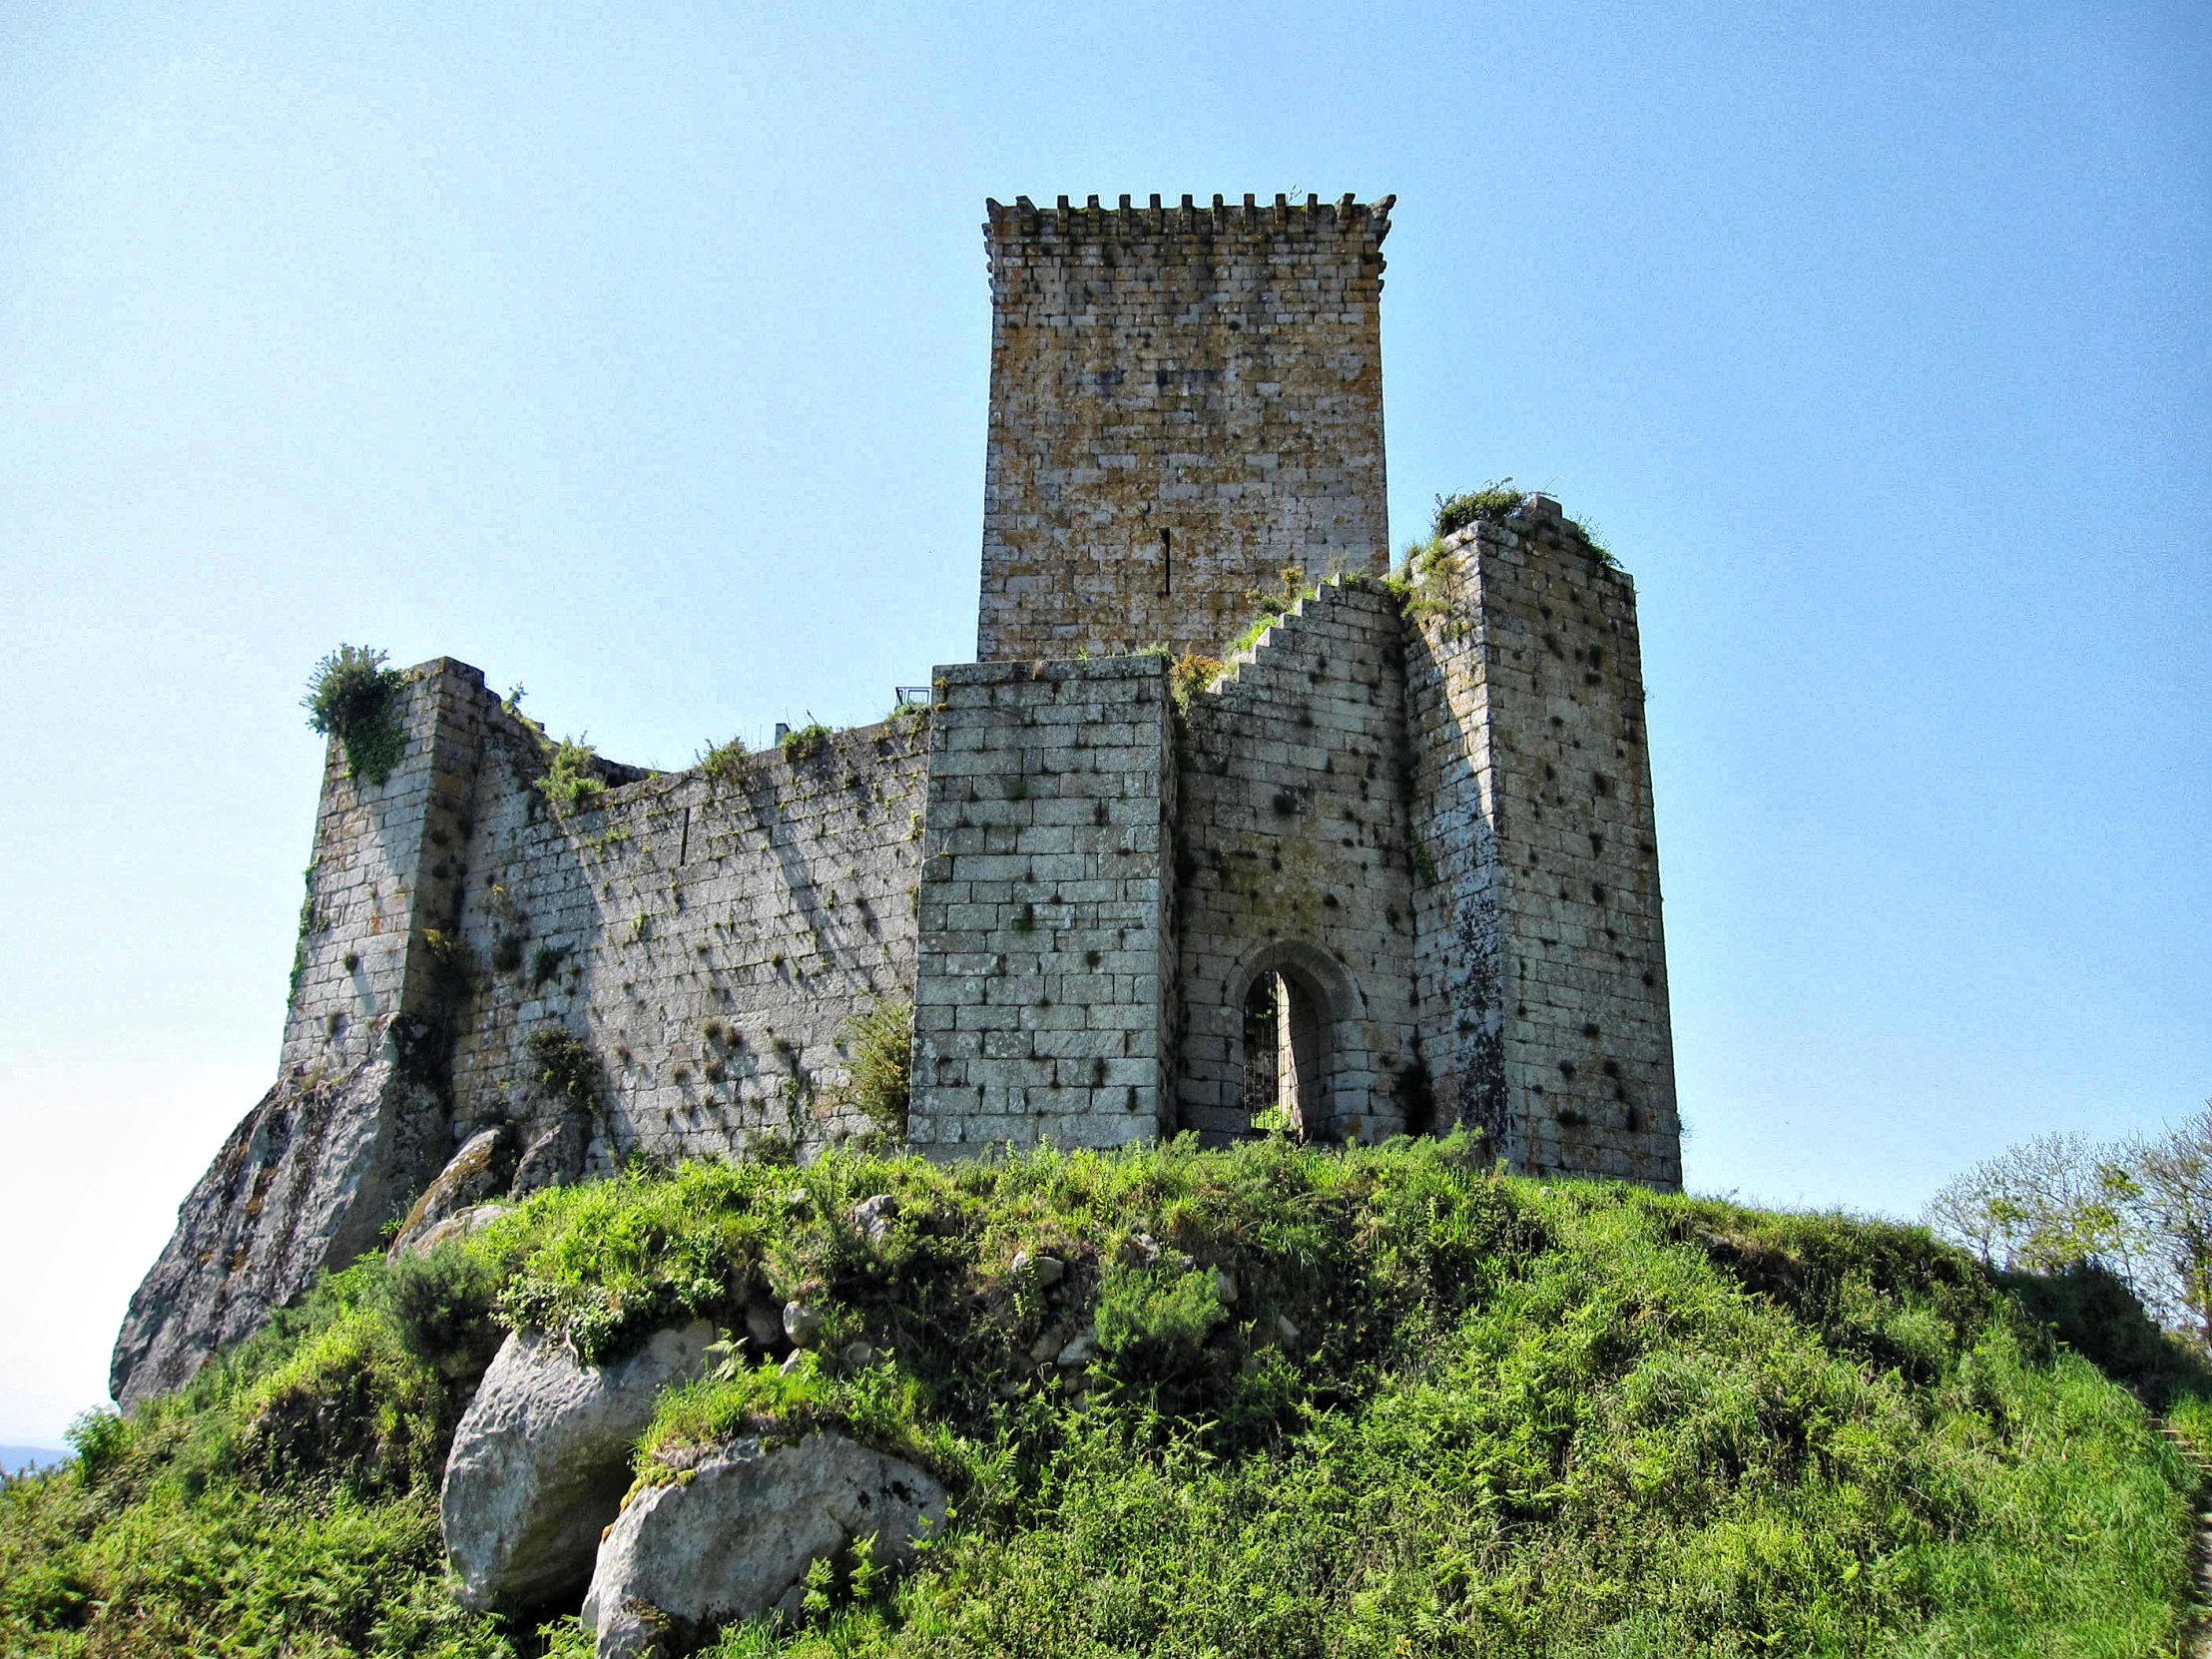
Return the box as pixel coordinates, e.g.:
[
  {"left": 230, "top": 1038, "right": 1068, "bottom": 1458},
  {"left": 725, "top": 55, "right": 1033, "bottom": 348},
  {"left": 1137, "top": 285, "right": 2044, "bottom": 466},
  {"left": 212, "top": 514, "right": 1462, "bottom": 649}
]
[{"left": 977, "top": 193, "right": 1392, "bottom": 662}]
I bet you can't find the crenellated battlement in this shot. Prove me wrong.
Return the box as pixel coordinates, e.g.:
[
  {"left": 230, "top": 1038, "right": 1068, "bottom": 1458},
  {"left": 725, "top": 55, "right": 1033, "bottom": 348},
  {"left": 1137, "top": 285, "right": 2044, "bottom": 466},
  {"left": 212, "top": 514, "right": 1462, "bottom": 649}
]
[{"left": 983, "top": 192, "right": 1392, "bottom": 255}]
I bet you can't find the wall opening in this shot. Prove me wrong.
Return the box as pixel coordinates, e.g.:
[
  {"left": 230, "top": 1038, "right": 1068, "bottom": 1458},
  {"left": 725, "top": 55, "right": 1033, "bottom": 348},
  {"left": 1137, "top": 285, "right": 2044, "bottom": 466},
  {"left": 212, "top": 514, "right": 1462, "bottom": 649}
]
[{"left": 1240, "top": 967, "right": 1325, "bottom": 1136}]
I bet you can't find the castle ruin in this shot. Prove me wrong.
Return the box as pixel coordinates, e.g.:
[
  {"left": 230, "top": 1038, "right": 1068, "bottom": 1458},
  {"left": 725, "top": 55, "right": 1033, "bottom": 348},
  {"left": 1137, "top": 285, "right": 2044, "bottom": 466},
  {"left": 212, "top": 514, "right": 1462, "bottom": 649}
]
[{"left": 114, "top": 192, "right": 1681, "bottom": 1405}]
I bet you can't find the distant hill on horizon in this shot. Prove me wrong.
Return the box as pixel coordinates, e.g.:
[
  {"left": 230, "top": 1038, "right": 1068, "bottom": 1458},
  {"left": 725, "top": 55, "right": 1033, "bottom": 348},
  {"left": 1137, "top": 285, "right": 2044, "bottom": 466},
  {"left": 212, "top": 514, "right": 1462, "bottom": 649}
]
[{"left": 2, "top": 1445, "right": 67, "bottom": 1476}]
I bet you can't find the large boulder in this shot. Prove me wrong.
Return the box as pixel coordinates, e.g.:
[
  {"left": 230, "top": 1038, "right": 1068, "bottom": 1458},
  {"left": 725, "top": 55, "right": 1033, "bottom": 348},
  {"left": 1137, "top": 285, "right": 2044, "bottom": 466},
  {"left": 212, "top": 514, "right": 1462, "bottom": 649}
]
[
  {"left": 581, "top": 1432, "right": 948, "bottom": 1658},
  {"left": 442, "top": 1321, "right": 717, "bottom": 1613},
  {"left": 111, "top": 1052, "right": 451, "bottom": 1406},
  {"left": 387, "top": 1127, "right": 514, "bottom": 1255}
]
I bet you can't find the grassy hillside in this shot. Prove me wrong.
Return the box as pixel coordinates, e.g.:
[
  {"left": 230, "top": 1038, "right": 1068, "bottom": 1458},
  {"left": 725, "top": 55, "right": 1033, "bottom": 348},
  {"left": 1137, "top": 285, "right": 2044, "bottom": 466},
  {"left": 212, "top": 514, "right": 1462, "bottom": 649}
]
[{"left": 4, "top": 1134, "right": 2206, "bottom": 1657}]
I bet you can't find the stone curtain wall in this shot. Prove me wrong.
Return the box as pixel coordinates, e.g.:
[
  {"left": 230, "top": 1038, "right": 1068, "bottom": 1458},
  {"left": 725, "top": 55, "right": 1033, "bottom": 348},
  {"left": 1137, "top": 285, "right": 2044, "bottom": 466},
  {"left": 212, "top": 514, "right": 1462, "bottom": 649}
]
[
  {"left": 1408, "top": 500, "right": 1681, "bottom": 1185},
  {"left": 449, "top": 716, "right": 932, "bottom": 1169},
  {"left": 910, "top": 658, "right": 1178, "bottom": 1153},
  {"left": 113, "top": 661, "right": 493, "bottom": 1403},
  {"left": 1176, "top": 580, "right": 1421, "bottom": 1144},
  {"left": 977, "top": 194, "right": 1392, "bottom": 664}
]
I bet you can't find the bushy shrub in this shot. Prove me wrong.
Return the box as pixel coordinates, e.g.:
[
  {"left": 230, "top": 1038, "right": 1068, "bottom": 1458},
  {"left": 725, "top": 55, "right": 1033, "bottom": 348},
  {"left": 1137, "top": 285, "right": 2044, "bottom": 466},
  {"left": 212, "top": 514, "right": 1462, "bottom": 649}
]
[
  {"left": 239, "top": 1310, "right": 443, "bottom": 1497},
  {"left": 780, "top": 723, "right": 833, "bottom": 761},
  {"left": 699, "top": 736, "right": 749, "bottom": 787},
  {"left": 1094, "top": 1262, "right": 1227, "bottom": 1395},
  {"left": 536, "top": 736, "right": 607, "bottom": 816},
  {"left": 377, "top": 1244, "right": 503, "bottom": 1380},
  {"left": 1432, "top": 480, "right": 1526, "bottom": 539},
  {"left": 838, "top": 999, "right": 912, "bottom": 1142},
  {"left": 302, "top": 645, "right": 406, "bottom": 785}
]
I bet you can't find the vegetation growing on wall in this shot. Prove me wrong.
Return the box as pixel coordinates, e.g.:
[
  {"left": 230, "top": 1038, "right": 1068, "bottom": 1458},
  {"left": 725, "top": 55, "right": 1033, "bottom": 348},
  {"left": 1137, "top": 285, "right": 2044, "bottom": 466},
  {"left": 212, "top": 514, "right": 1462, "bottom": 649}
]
[
  {"left": 525, "top": 1026, "right": 603, "bottom": 1108},
  {"left": 834, "top": 999, "right": 913, "bottom": 1144},
  {"left": 1227, "top": 566, "right": 1325, "bottom": 658},
  {"left": 1432, "top": 481, "right": 1527, "bottom": 540},
  {"left": 698, "top": 738, "right": 749, "bottom": 788},
  {"left": 7, "top": 1138, "right": 2207, "bottom": 1657},
  {"left": 535, "top": 737, "right": 607, "bottom": 817},
  {"left": 779, "top": 723, "right": 833, "bottom": 762},
  {"left": 303, "top": 645, "right": 407, "bottom": 786},
  {"left": 287, "top": 858, "right": 324, "bottom": 1005}
]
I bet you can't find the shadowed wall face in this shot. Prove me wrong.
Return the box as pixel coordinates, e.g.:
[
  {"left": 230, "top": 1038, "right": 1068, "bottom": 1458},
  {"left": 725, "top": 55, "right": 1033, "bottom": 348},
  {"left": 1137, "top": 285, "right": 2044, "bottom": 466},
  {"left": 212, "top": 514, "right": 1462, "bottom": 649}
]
[{"left": 977, "top": 194, "right": 1391, "bottom": 664}]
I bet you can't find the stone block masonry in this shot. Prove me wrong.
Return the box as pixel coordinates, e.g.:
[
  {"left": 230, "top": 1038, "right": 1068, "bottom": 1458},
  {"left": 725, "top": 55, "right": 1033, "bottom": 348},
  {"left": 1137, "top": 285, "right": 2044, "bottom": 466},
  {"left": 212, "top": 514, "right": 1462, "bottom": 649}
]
[
  {"left": 910, "top": 657, "right": 1177, "bottom": 1153},
  {"left": 978, "top": 194, "right": 1391, "bottom": 664},
  {"left": 450, "top": 709, "right": 933, "bottom": 1170},
  {"left": 1406, "top": 499, "right": 1681, "bottom": 1184},
  {"left": 1177, "top": 579, "right": 1420, "bottom": 1143}
]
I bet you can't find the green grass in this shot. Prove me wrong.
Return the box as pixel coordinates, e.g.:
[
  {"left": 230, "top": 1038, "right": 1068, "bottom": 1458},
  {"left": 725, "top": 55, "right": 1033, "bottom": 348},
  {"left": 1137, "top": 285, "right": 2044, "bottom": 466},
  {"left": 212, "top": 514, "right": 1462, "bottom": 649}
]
[{"left": 5, "top": 1137, "right": 2205, "bottom": 1656}]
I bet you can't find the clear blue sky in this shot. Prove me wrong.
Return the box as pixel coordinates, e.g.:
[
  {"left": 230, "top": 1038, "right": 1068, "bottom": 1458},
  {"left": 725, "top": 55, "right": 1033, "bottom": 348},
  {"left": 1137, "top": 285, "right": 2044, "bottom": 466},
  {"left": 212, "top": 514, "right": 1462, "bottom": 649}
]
[{"left": 2, "top": 0, "right": 2205, "bottom": 1444}]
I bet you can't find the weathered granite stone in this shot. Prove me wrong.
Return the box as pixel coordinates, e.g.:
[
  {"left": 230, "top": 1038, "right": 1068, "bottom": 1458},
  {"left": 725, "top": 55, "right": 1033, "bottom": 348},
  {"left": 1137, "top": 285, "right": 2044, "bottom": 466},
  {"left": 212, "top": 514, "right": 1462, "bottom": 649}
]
[
  {"left": 850, "top": 1194, "right": 898, "bottom": 1244},
  {"left": 400, "top": 1201, "right": 510, "bottom": 1258},
  {"left": 110, "top": 1054, "right": 449, "bottom": 1406},
  {"left": 510, "top": 1115, "right": 589, "bottom": 1197},
  {"left": 581, "top": 1433, "right": 947, "bottom": 1658},
  {"left": 389, "top": 1128, "right": 513, "bottom": 1256},
  {"left": 441, "top": 1321, "right": 717, "bottom": 1613}
]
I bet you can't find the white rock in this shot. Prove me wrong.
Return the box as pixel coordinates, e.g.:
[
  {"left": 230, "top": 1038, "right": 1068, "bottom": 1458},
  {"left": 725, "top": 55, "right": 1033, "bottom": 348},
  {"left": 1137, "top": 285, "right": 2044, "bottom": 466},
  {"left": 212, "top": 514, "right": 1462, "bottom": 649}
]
[
  {"left": 1055, "top": 1330, "right": 1097, "bottom": 1368},
  {"left": 390, "top": 1129, "right": 515, "bottom": 1257},
  {"left": 1211, "top": 1268, "right": 1239, "bottom": 1304},
  {"left": 440, "top": 1321, "right": 716, "bottom": 1613},
  {"left": 850, "top": 1194, "right": 899, "bottom": 1244},
  {"left": 1011, "top": 1250, "right": 1065, "bottom": 1286},
  {"left": 783, "top": 1301, "right": 823, "bottom": 1347},
  {"left": 582, "top": 1432, "right": 947, "bottom": 1658},
  {"left": 400, "top": 1201, "right": 510, "bottom": 1258}
]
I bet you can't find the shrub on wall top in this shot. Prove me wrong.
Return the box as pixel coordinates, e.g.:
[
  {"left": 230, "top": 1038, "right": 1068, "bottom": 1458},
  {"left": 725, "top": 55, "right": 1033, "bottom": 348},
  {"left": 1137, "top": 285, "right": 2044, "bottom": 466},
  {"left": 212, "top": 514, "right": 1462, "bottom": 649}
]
[{"left": 302, "top": 645, "right": 406, "bottom": 786}]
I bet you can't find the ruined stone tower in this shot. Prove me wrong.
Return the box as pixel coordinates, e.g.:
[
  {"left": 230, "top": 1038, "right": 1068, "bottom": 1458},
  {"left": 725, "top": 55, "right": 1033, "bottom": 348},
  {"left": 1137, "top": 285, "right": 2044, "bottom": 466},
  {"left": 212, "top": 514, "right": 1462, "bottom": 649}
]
[
  {"left": 977, "top": 193, "right": 1391, "bottom": 662},
  {"left": 115, "top": 193, "right": 1683, "bottom": 1407}
]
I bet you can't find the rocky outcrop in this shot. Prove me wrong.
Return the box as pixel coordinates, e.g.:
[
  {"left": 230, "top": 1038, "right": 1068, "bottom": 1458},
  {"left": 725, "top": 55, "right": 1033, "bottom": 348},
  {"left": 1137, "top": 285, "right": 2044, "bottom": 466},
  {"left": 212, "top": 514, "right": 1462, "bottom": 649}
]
[
  {"left": 398, "top": 1202, "right": 511, "bottom": 1258},
  {"left": 110, "top": 1050, "right": 451, "bottom": 1407},
  {"left": 582, "top": 1433, "right": 948, "bottom": 1657},
  {"left": 441, "top": 1321, "right": 717, "bottom": 1613},
  {"left": 388, "top": 1127, "right": 514, "bottom": 1255},
  {"left": 510, "top": 1111, "right": 590, "bottom": 1197}
]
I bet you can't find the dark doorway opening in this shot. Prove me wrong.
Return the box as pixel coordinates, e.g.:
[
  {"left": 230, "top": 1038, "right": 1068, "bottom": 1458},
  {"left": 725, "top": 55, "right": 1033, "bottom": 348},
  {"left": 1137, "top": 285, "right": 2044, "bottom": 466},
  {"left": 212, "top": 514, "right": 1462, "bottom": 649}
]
[{"left": 1241, "top": 969, "right": 1323, "bottom": 1135}]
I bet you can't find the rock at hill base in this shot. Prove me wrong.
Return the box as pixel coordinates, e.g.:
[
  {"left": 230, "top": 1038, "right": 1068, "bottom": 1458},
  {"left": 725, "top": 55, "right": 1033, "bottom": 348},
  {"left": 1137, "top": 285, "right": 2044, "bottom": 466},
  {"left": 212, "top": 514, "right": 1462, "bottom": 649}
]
[
  {"left": 399, "top": 1200, "right": 510, "bottom": 1258},
  {"left": 581, "top": 1432, "right": 947, "bottom": 1659},
  {"left": 111, "top": 1054, "right": 451, "bottom": 1406},
  {"left": 511, "top": 1113, "right": 590, "bottom": 1196},
  {"left": 441, "top": 1321, "right": 716, "bottom": 1613},
  {"left": 388, "top": 1128, "right": 514, "bottom": 1256},
  {"left": 850, "top": 1193, "right": 898, "bottom": 1244}
]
